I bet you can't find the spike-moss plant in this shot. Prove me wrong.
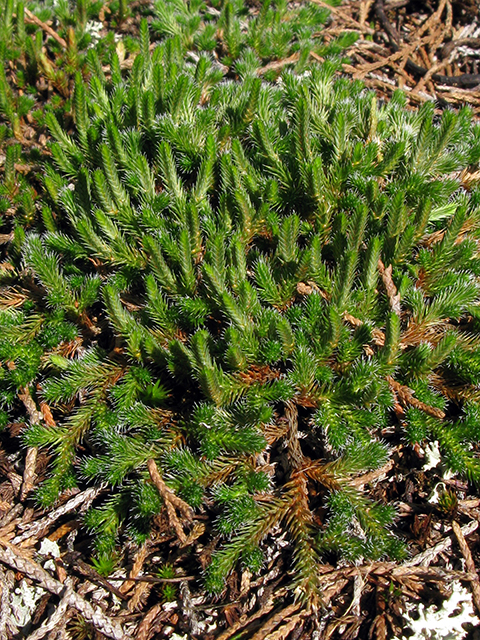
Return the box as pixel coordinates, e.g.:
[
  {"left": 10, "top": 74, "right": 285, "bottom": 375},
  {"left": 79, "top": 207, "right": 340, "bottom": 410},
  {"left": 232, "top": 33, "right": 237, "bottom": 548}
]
[{"left": 2, "top": 4, "right": 480, "bottom": 609}]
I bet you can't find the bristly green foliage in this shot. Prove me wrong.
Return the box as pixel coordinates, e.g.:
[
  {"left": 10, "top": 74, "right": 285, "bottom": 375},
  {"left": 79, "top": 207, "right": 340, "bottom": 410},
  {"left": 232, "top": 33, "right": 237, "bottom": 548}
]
[{"left": 2, "top": 0, "right": 480, "bottom": 609}]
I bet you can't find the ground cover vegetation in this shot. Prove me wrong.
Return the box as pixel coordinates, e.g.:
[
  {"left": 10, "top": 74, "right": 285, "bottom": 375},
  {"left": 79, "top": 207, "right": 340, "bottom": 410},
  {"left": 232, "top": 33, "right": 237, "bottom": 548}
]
[{"left": 1, "top": 0, "right": 480, "bottom": 629}]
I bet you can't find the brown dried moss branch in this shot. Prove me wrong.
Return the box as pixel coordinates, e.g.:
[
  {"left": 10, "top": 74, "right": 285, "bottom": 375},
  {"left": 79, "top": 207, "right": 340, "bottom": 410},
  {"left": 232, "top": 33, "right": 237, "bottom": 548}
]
[
  {"left": 0, "top": 540, "right": 130, "bottom": 640},
  {"left": 386, "top": 376, "right": 446, "bottom": 419},
  {"left": 146, "top": 458, "right": 193, "bottom": 546}
]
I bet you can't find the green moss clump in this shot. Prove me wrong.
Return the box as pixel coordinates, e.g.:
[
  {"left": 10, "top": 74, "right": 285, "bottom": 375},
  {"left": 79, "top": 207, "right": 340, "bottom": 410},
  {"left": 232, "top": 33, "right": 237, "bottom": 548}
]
[{"left": 2, "top": 1, "right": 480, "bottom": 607}]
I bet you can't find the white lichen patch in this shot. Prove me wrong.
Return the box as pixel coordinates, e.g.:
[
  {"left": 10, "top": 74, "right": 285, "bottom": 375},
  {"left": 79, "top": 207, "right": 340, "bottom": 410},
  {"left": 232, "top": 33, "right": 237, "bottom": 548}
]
[
  {"left": 10, "top": 579, "right": 45, "bottom": 628},
  {"left": 397, "top": 581, "right": 479, "bottom": 640},
  {"left": 422, "top": 441, "right": 441, "bottom": 471},
  {"left": 38, "top": 538, "right": 61, "bottom": 558}
]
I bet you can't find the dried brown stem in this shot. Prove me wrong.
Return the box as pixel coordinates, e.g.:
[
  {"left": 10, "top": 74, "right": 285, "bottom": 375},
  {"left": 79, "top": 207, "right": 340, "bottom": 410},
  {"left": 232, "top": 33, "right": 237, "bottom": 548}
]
[
  {"left": 119, "top": 543, "right": 149, "bottom": 595},
  {"left": 374, "top": 0, "right": 480, "bottom": 88},
  {"left": 17, "top": 386, "right": 42, "bottom": 500},
  {"left": 216, "top": 599, "right": 276, "bottom": 640},
  {"left": 135, "top": 603, "right": 164, "bottom": 640},
  {"left": 350, "top": 458, "right": 395, "bottom": 488},
  {"left": 13, "top": 486, "right": 104, "bottom": 544},
  {"left": 26, "top": 578, "right": 74, "bottom": 640},
  {"left": 404, "top": 519, "right": 478, "bottom": 568}
]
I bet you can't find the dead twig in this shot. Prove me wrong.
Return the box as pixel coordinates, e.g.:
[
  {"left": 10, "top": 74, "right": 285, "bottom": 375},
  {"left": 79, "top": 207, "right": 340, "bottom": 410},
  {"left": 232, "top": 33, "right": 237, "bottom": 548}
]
[
  {"left": 311, "top": 0, "right": 375, "bottom": 34},
  {"left": 374, "top": 0, "right": 480, "bottom": 88},
  {"left": 350, "top": 458, "right": 396, "bottom": 488},
  {"left": 257, "top": 53, "right": 300, "bottom": 76},
  {"left": 64, "top": 555, "right": 128, "bottom": 602},
  {"left": 0, "top": 567, "right": 10, "bottom": 640},
  {"left": 263, "top": 613, "right": 305, "bottom": 640},
  {"left": 440, "top": 38, "right": 480, "bottom": 60},
  {"left": 216, "top": 599, "right": 277, "bottom": 640},
  {"left": 0, "top": 504, "right": 23, "bottom": 531},
  {"left": 119, "top": 543, "right": 149, "bottom": 595},
  {"left": 387, "top": 377, "right": 446, "bottom": 420},
  {"left": 135, "top": 603, "right": 165, "bottom": 640},
  {"left": 284, "top": 401, "right": 305, "bottom": 471},
  {"left": 20, "top": 447, "right": 37, "bottom": 502},
  {"left": 17, "top": 386, "right": 42, "bottom": 500}
]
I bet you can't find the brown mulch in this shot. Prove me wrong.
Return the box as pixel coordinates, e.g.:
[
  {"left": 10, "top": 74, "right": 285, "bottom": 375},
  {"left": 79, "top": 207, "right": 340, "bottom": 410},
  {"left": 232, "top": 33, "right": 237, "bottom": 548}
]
[
  {"left": 3, "top": 1, "right": 480, "bottom": 639},
  {"left": 327, "top": 0, "right": 480, "bottom": 112}
]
